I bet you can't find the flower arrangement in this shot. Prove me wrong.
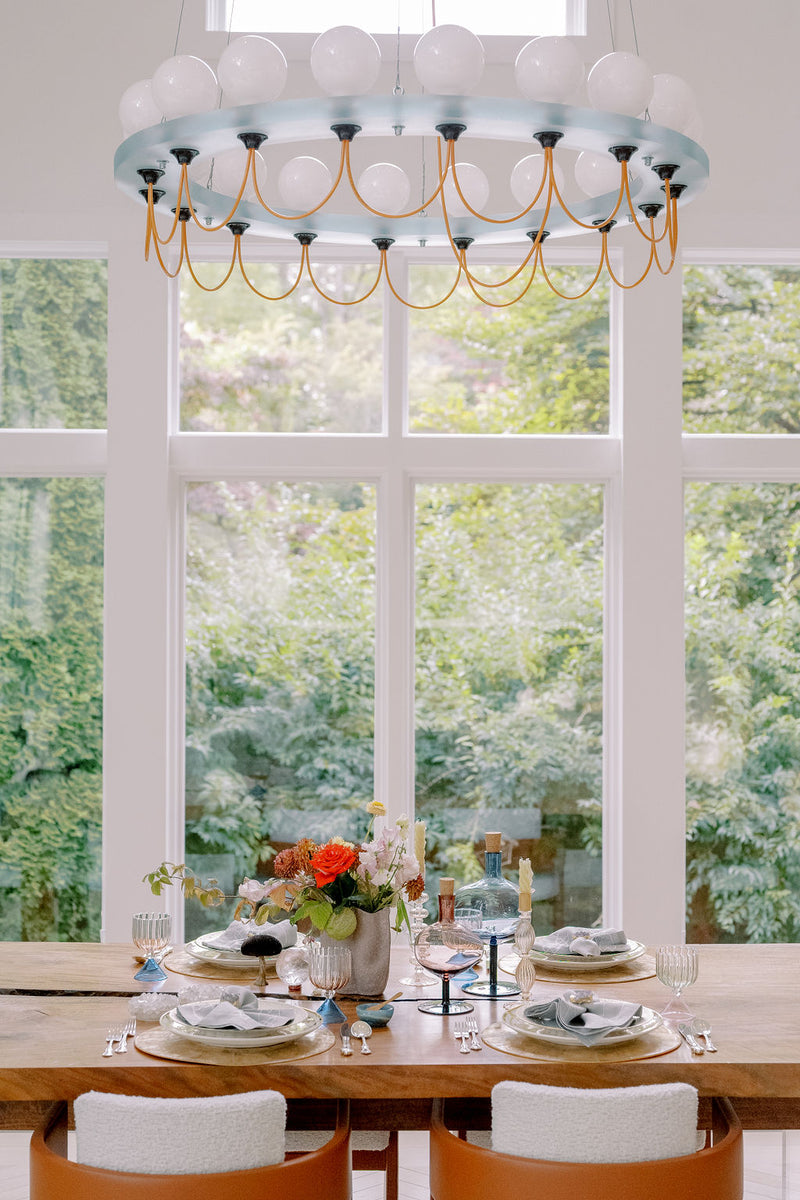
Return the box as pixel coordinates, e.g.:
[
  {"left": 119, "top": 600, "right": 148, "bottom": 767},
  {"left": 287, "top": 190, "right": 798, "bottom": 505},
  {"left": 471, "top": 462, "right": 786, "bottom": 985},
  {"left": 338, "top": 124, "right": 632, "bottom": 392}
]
[{"left": 237, "top": 802, "right": 424, "bottom": 940}]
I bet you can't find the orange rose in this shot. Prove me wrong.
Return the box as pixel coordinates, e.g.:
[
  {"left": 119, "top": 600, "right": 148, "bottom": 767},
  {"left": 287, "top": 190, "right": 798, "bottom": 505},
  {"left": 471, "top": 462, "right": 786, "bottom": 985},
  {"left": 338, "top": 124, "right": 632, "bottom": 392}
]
[{"left": 310, "top": 842, "right": 358, "bottom": 888}]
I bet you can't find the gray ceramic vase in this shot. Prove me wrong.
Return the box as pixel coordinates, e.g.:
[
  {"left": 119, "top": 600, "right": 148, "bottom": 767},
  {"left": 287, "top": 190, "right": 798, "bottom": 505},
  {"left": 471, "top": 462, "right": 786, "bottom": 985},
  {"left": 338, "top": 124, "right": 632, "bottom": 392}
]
[{"left": 321, "top": 907, "right": 391, "bottom": 997}]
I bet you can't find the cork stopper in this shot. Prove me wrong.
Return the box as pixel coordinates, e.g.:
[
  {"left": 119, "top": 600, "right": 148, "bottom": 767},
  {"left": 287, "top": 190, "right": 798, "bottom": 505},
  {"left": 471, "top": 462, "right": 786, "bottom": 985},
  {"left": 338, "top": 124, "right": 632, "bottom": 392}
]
[
  {"left": 439, "top": 877, "right": 454, "bottom": 896},
  {"left": 485, "top": 832, "right": 503, "bottom": 853}
]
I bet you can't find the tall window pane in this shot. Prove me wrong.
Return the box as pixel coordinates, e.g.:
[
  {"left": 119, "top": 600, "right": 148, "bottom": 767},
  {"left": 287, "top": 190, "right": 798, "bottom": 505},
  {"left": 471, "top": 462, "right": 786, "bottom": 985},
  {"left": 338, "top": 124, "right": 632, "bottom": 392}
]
[
  {"left": 0, "top": 260, "right": 107, "bottom": 428},
  {"left": 184, "top": 480, "right": 376, "bottom": 937},
  {"left": 408, "top": 267, "right": 609, "bottom": 434},
  {"left": 686, "top": 483, "right": 800, "bottom": 941},
  {"left": 415, "top": 483, "right": 603, "bottom": 929},
  {"left": 180, "top": 267, "right": 383, "bottom": 432},
  {"left": 684, "top": 265, "right": 800, "bottom": 433},
  {"left": 0, "top": 477, "right": 103, "bottom": 939}
]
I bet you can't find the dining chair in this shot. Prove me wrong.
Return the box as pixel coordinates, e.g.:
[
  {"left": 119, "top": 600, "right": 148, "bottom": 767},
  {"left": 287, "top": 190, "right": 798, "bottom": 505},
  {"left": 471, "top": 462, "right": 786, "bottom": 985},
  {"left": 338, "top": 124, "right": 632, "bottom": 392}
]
[
  {"left": 29, "top": 1091, "right": 351, "bottom": 1200},
  {"left": 287, "top": 1127, "right": 399, "bottom": 1200},
  {"left": 430, "top": 1083, "right": 743, "bottom": 1200}
]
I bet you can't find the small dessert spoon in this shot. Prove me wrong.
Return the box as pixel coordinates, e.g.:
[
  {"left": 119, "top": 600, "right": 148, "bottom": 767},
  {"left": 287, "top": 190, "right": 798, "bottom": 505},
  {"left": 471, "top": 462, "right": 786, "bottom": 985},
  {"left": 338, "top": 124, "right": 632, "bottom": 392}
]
[
  {"left": 690, "top": 1017, "right": 717, "bottom": 1051},
  {"left": 350, "top": 1020, "right": 373, "bottom": 1054}
]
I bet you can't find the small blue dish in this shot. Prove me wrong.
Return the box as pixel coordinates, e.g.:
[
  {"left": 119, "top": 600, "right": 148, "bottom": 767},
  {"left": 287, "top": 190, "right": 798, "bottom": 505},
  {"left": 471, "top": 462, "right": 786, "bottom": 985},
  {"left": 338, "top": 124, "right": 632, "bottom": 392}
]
[{"left": 355, "top": 1002, "right": 394, "bottom": 1028}]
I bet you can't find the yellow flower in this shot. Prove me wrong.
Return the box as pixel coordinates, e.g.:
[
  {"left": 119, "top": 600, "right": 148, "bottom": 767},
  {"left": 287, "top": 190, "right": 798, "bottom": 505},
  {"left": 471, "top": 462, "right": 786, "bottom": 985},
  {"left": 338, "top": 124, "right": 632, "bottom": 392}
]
[{"left": 366, "top": 800, "right": 387, "bottom": 815}]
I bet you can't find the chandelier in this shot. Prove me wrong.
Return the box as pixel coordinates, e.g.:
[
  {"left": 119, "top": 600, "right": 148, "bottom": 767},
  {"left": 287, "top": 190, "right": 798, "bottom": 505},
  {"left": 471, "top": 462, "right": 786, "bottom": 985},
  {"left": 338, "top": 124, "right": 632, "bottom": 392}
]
[{"left": 114, "top": 24, "right": 708, "bottom": 308}]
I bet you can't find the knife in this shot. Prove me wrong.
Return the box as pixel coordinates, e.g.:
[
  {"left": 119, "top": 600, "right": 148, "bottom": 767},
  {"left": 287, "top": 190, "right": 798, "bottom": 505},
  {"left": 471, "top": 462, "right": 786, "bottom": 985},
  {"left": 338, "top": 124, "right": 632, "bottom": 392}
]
[
  {"left": 339, "top": 1022, "right": 353, "bottom": 1056},
  {"left": 678, "top": 1023, "right": 704, "bottom": 1054}
]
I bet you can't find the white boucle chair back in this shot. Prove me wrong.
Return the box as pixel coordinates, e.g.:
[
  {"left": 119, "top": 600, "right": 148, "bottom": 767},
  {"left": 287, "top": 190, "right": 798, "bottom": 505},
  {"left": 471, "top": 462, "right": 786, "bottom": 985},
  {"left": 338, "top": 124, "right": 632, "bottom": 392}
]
[
  {"left": 74, "top": 1089, "right": 286, "bottom": 1175},
  {"left": 491, "top": 1081, "right": 699, "bottom": 1163}
]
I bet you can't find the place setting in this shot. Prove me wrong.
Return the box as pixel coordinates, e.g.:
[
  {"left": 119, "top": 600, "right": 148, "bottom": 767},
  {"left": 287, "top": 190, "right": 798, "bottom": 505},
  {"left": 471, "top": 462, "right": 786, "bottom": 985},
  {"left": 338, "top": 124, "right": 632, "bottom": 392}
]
[
  {"left": 499, "top": 923, "right": 656, "bottom": 985},
  {"left": 163, "top": 916, "right": 299, "bottom": 983}
]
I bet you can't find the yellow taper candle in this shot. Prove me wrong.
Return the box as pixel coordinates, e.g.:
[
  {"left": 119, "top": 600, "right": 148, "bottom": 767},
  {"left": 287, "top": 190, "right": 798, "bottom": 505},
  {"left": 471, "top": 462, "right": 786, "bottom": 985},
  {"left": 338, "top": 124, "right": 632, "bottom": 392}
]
[
  {"left": 414, "top": 820, "right": 426, "bottom": 878},
  {"left": 518, "top": 857, "right": 533, "bottom": 910}
]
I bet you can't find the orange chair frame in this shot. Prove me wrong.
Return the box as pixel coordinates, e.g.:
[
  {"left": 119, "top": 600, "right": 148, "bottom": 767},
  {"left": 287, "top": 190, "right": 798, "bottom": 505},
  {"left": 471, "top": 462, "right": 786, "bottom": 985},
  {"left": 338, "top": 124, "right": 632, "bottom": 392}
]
[
  {"left": 430, "top": 1094, "right": 743, "bottom": 1200},
  {"left": 30, "top": 1097, "right": 351, "bottom": 1200}
]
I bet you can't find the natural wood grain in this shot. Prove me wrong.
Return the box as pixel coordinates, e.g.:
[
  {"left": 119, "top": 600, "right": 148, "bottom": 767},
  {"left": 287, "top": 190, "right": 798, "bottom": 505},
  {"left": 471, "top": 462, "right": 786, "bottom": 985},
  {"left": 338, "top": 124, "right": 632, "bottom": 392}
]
[{"left": 0, "top": 943, "right": 799, "bottom": 1129}]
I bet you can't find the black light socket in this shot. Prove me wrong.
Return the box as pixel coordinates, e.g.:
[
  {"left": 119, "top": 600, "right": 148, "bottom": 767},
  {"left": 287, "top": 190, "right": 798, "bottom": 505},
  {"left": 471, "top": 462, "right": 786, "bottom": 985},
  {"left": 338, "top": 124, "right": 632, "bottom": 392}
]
[{"left": 238, "top": 132, "right": 267, "bottom": 150}]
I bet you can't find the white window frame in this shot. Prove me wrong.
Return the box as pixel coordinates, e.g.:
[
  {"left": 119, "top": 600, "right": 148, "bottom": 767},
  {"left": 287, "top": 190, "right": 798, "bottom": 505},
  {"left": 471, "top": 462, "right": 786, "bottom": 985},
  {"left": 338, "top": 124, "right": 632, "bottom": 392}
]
[{"left": 4, "top": 236, "right": 798, "bottom": 945}]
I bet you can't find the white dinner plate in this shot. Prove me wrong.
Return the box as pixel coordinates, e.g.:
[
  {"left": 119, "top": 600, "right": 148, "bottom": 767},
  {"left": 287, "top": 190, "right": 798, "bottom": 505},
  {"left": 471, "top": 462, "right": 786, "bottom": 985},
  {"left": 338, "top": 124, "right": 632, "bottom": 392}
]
[
  {"left": 502, "top": 1001, "right": 661, "bottom": 1046},
  {"left": 160, "top": 1000, "right": 321, "bottom": 1049},
  {"left": 184, "top": 933, "right": 280, "bottom": 970},
  {"left": 525, "top": 939, "right": 647, "bottom": 972}
]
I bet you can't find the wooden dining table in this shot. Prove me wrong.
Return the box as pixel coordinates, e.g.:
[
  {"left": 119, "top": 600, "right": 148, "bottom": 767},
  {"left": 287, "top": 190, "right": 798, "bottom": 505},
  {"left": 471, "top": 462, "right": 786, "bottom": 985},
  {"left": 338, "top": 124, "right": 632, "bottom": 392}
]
[{"left": 1, "top": 942, "right": 799, "bottom": 1132}]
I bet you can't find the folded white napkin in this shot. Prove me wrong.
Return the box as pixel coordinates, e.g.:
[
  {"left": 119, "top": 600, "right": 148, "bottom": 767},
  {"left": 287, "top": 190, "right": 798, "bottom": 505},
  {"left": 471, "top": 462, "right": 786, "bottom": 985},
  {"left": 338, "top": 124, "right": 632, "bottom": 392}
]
[
  {"left": 534, "top": 925, "right": 628, "bottom": 957},
  {"left": 524, "top": 993, "right": 642, "bottom": 1046},
  {"left": 177, "top": 987, "right": 294, "bottom": 1031},
  {"left": 203, "top": 919, "right": 297, "bottom": 952}
]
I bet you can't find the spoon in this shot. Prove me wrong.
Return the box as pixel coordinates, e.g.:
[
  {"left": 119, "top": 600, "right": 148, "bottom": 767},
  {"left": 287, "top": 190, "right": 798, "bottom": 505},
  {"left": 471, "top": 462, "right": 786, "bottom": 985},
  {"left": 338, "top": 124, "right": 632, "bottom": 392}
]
[
  {"left": 690, "top": 1017, "right": 718, "bottom": 1052},
  {"left": 363, "top": 991, "right": 403, "bottom": 1012},
  {"left": 350, "top": 1019, "right": 373, "bottom": 1054}
]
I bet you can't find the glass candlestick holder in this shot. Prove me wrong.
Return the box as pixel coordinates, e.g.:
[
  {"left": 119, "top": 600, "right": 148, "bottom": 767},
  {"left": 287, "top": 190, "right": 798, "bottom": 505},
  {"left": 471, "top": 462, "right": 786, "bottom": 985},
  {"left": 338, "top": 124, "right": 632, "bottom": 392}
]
[
  {"left": 514, "top": 952, "right": 537, "bottom": 1002},
  {"left": 399, "top": 890, "right": 438, "bottom": 988}
]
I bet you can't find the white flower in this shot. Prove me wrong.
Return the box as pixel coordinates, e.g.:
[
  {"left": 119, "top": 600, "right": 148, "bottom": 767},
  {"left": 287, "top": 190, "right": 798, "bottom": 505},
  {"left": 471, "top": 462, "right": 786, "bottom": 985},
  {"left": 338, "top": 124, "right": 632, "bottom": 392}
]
[
  {"left": 396, "top": 814, "right": 410, "bottom": 833},
  {"left": 238, "top": 877, "right": 267, "bottom": 903}
]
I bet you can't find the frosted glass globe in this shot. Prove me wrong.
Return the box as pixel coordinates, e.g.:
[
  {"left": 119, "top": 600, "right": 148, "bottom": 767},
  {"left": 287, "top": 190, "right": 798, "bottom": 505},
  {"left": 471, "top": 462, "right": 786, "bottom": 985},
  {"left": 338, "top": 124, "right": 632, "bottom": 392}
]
[
  {"left": 278, "top": 156, "right": 333, "bottom": 211},
  {"left": 119, "top": 79, "right": 162, "bottom": 137},
  {"left": 205, "top": 146, "right": 266, "bottom": 200},
  {"left": 683, "top": 113, "right": 704, "bottom": 143},
  {"left": 587, "top": 51, "right": 653, "bottom": 117},
  {"left": 442, "top": 162, "right": 489, "bottom": 218},
  {"left": 514, "top": 36, "right": 584, "bottom": 103},
  {"left": 217, "top": 35, "right": 287, "bottom": 105},
  {"left": 357, "top": 163, "right": 411, "bottom": 214},
  {"left": 648, "top": 73, "right": 697, "bottom": 133},
  {"left": 151, "top": 55, "right": 219, "bottom": 120},
  {"left": 510, "top": 153, "right": 565, "bottom": 208},
  {"left": 310, "top": 26, "right": 381, "bottom": 96},
  {"left": 574, "top": 150, "right": 622, "bottom": 197},
  {"left": 414, "top": 25, "right": 485, "bottom": 94}
]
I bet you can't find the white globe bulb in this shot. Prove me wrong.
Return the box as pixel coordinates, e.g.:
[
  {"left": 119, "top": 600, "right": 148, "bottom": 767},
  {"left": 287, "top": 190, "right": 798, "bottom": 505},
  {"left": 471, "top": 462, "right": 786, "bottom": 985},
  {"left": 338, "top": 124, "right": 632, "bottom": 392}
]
[
  {"left": 218, "top": 35, "right": 287, "bottom": 105},
  {"left": 414, "top": 24, "right": 485, "bottom": 94},
  {"left": 151, "top": 55, "right": 218, "bottom": 120},
  {"left": 201, "top": 146, "right": 266, "bottom": 201},
  {"left": 574, "top": 150, "right": 622, "bottom": 197},
  {"left": 442, "top": 162, "right": 489, "bottom": 218},
  {"left": 514, "top": 36, "right": 584, "bottom": 103},
  {"left": 587, "top": 52, "right": 653, "bottom": 117},
  {"left": 278, "top": 156, "right": 333, "bottom": 211},
  {"left": 648, "top": 73, "right": 697, "bottom": 133},
  {"left": 119, "top": 79, "right": 163, "bottom": 137},
  {"left": 310, "top": 26, "right": 381, "bottom": 96},
  {"left": 510, "top": 154, "right": 565, "bottom": 208},
  {"left": 357, "top": 163, "right": 411, "bottom": 214}
]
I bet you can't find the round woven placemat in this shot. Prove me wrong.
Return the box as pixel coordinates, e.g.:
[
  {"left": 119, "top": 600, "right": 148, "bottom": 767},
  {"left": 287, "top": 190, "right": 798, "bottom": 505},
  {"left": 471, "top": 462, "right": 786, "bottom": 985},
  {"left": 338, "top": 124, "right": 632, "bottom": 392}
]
[
  {"left": 480, "top": 1019, "right": 681, "bottom": 1062},
  {"left": 499, "top": 953, "right": 656, "bottom": 985},
  {"left": 134, "top": 1024, "right": 335, "bottom": 1064},
  {"left": 164, "top": 949, "right": 276, "bottom": 982}
]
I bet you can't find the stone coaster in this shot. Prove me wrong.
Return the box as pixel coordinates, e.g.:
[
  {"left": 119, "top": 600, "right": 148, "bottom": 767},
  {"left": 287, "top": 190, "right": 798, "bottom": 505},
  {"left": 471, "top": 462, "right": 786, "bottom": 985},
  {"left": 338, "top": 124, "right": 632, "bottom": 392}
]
[
  {"left": 480, "top": 1019, "right": 681, "bottom": 1062},
  {"left": 499, "top": 952, "right": 656, "bottom": 985},
  {"left": 134, "top": 1024, "right": 335, "bottom": 1064},
  {"left": 163, "top": 949, "right": 275, "bottom": 982}
]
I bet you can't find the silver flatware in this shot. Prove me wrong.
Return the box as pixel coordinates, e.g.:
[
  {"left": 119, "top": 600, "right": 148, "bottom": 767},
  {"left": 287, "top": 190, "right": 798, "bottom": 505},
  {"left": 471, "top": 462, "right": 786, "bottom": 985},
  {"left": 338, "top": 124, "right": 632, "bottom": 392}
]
[
  {"left": 115, "top": 1017, "right": 136, "bottom": 1053},
  {"left": 466, "top": 1017, "right": 482, "bottom": 1051},
  {"left": 102, "top": 1028, "right": 121, "bottom": 1057},
  {"left": 678, "top": 1022, "right": 704, "bottom": 1054},
  {"left": 690, "top": 1017, "right": 718, "bottom": 1052},
  {"left": 351, "top": 1020, "right": 372, "bottom": 1054},
  {"left": 339, "top": 1022, "right": 352, "bottom": 1056},
  {"left": 453, "top": 1021, "right": 470, "bottom": 1053}
]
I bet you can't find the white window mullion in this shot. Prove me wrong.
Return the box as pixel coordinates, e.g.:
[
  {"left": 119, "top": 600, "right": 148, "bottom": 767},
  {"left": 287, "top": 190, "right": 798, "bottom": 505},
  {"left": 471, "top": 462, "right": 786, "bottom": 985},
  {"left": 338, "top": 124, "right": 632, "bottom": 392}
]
[{"left": 615, "top": 259, "right": 686, "bottom": 943}]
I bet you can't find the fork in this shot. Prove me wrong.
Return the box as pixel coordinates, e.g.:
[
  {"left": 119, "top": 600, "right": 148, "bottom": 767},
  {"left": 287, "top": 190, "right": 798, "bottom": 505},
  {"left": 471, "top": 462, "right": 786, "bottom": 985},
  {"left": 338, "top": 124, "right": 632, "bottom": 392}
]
[
  {"left": 454, "top": 1021, "right": 470, "bottom": 1053},
  {"left": 466, "top": 1017, "right": 482, "bottom": 1051},
  {"left": 102, "top": 1028, "right": 121, "bottom": 1057},
  {"left": 115, "top": 1018, "right": 137, "bottom": 1053}
]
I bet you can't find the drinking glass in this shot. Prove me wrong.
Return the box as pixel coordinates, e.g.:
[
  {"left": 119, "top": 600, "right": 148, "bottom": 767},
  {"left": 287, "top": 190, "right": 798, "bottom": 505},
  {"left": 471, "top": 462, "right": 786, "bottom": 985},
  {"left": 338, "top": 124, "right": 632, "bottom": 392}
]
[
  {"left": 452, "top": 907, "right": 482, "bottom": 986},
  {"left": 399, "top": 889, "right": 437, "bottom": 989},
  {"left": 308, "top": 944, "right": 352, "bottom": 1024},
  {"left": 132, "top": 912, "right": 171, "bottom": 983},
  {"left": 656, "top": 945, "right": 698, "bottom": 1019}
]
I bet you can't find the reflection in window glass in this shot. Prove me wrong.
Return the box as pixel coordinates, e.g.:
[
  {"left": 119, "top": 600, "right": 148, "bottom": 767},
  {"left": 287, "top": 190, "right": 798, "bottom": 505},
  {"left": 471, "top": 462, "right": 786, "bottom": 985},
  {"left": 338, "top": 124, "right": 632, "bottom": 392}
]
[
  {"left": 212, "top": 0, "right": 574, "bottom": 35},
  {"left": 0, "top": 260, "right": 107, "bottom": 429},
  {"left": 180, "top": 266, "right": 383, "bottom": 432},
  {"left": 686, "top": 483, "right": 800, "bottom": 942},
  {"left": 0, "top": 478, "right": 104, "bottom": 940},
  {"left": 684, "top": 266, "right": 800, "bottom": 433},
  {"left": 408, "top": 267, "right": 609, "bottom": 434},
  {"left": 415, "top": 483, "right": 603, "bottom": 929},
  {"left": 184, "top": 481, "right": 376, "bottom": 937}
]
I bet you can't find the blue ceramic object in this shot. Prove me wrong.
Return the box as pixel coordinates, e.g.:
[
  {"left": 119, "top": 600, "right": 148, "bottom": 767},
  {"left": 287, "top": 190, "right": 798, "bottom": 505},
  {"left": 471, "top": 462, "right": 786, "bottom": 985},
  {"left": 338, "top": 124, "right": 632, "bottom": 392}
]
[{"left": 355, "top": 1002, "right": 394, "bottom": 1028}]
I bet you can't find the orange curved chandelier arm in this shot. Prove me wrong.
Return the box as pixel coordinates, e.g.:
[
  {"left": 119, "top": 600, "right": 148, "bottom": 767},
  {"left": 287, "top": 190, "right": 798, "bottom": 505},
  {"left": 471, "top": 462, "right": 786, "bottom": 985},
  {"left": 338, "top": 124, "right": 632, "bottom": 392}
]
[
  {"left": 383, "top": 256, "right": 464, "bottom": 310},
  {"left": 305, "top": 253, "right": 385, "bottom": 306},
  {"left": 236, "top": 239, "right": 309, "bottom": 300},
  {"left": 345, "top": 138, "right": 450, "bottom": 219}
]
